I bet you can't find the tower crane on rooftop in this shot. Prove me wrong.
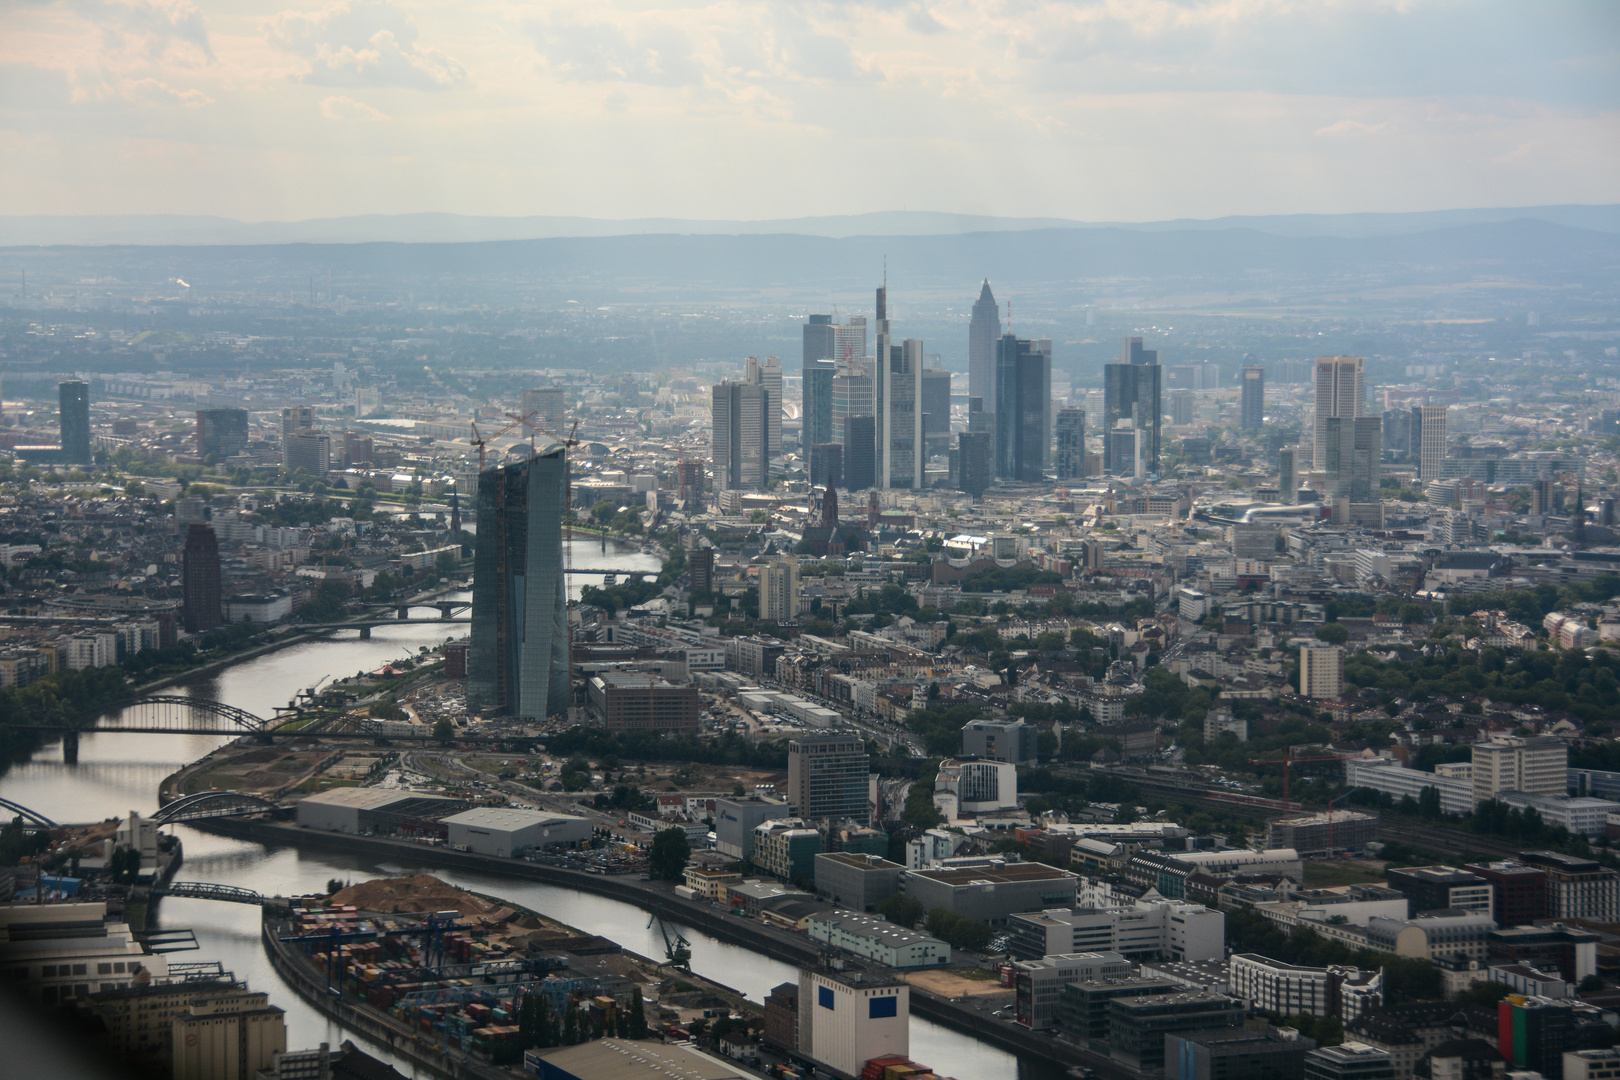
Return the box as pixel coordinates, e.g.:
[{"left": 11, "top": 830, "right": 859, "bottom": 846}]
[
  {"left": 1247, "top": 744, "right": 1341, "bottom": 807},
  {"left": 469, "top": 411, "right": 539, "bottom": 472}
]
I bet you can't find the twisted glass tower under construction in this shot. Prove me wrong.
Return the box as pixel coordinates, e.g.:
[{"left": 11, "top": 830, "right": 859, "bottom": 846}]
[{"left": 468, "top": 445, "right": 568, "bottom": 720}]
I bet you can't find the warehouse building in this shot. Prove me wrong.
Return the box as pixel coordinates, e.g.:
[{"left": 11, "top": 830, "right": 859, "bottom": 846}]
[
  {"left": 295, "top": 788, "right": 464, "bottom": 836},
  {"left": 806, "top": 913, "right": 951, "bottom": 969},
  {"left": 903, "top": 859, "right": 1078, "bottom": 924},
  {"left": 444, "top": 808, "right": 590, "bottom": 857}
]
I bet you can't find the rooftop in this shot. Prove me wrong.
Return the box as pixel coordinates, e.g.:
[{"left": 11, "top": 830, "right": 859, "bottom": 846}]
[
  {"left": 817, "top": 852, "right": 903, "bottom": 871},
  {"left": 526, "top": 1039, "right": 746, "bottom": 1080},
  {"left": 909, "top": 862, "right": 1076, "bottom": 886},
  {"left": 298, "top": 787, "right": 455, "bottom": 811},
  {"left": 441, "top": 807, "right": 587, "bottom": 830}
]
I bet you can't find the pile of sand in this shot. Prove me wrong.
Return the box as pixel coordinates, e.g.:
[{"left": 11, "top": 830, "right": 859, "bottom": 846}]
[{"left": 330, "top": 874, "right": 500, "bottom": 918}]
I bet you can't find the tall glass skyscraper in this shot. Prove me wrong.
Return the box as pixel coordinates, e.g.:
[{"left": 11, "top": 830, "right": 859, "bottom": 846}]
[
  {"left": 993, "top": 334, "right": 1051, "bottom": 481},
  {"left": 803, "top": 315, "right": 836, "bottom": 449},
  {"left": 968, "top": 280, "right": 1000, "bottom": 412},
  {"left": 468, "top": 446, "right": 568, "bottom": 720},
  {"left": 1103, "top": 337, "right": 1162, "bottom": 474},
  {"left": 58, "top": 379, "right": 90, "bottom": 465}
]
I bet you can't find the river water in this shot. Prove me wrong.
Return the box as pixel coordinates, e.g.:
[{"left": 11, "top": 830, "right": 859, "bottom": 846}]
[{"left": 0, "top": 540, "right": 1054, "bottom": 1080}]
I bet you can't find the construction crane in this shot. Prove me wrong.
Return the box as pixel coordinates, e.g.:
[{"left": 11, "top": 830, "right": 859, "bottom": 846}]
[
  {"left": 468, "top": 411, "right": 537, "bottom": 472},
  {"left": 1247, "top": 744, "right": 1341, "bottom": 807}
]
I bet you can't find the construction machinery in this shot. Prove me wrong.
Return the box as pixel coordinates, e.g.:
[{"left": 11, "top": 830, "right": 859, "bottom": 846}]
[
  {"left": 647, "top": 912, "right": 692, "bottom": 969},
  {"left": 1247, "top": 744, "right": 1342, "bottom": 806}
]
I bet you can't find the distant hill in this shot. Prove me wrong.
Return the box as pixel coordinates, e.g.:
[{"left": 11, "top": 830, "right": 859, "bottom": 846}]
[{"left": 1, "top": 205, "right": 1617, "bottom": 247}]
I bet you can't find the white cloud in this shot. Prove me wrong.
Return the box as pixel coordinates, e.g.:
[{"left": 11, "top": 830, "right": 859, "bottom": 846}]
[
  {"left": 319, "top": 93, "right": 388, "bottom": 120},
  {"left": 269, "top": 0, "right": 467, "bottom": 90}
]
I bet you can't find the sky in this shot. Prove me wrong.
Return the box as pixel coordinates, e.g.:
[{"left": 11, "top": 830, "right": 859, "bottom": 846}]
[{"left": 1, "top": 0, "right": 1617, "bottom": 223}]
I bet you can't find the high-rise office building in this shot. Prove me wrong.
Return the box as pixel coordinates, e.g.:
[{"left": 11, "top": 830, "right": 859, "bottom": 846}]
[
  {"left": 195, "top": 408, "right": 248, "bottom": 461},
  {"left": 1299, "top": 646, "right": 1345, "bottom": 700},
  {"left": 1103, "top": 338, "right": 1162, "bottom": 474},
  {"left": 341, "top": 430, "right": 373, "bottom": 468},
  {"left": 844, "top": 415, "right": 876, "bottom": 490},
  {"left": 803, "top": 315, "right": 837, "bottom": 451},
  {"left": 921, "top": 365, "right": 953, "bottom": 457},
  {"left": 1383, "top": 410, "right": 1414, "bottom": 457},
  {"left": 788, "top": 733, "right": 870, "bottom": 824},
  {"left": 994, "top": 334, "right": 1052, "bottom": 482},
  {"left": 1054, "top": 408, "right": 1086, "bottom": 480},
  {"left": 760, "top": 560, "right": 799, "bottom": 624},
  {"left": 746, "top": 356, "right": 783, "bottom": 468},
  {"left": 281, "top": 406, "right": 314, "bottom": 443},
  {"left": 521, "top": 386, "right": 566, "bottom": 436},
  {"left": 809, "top": 443, "right": 843, "bottom": 489},
  {"left": 1107, "top": 422, "right": 1144, "bottom": 479},
  {"left": 284, "top": 429, "right": 332, "bottom": 477},
  {"left": 969, "top": 280, "right": 1001, "bottom": 412},
  {"left": 689, "top": 548, "right": 715, "bottom": 593},
  {"left": 1313, "top": 357, "right": 1364, "bottom": 470},
  {"left": 676, "top": 459, "right": 705, "bottom": 511},
  {"left": 1324, "top": 416, "right": 1380, "bottom": 501},
  {"left": 953, "top": 431, "right": 992, "bottom": 497},
  {"left": 1170, "top": 388, "right": 1196, "bottom": 426},
  {"left": 712, "top": 378, "right": 770, "bottom": 490},
  {"left": 832, "top": 357, "right": 874, "bottom": 444},
  {"left": 1418, "top": 405, "right": 1448, "bottom": 481},
  {"left": 468, "top": 445, "right": 569, "bottom": 719},
  {"left": 834, "top": 317, "right": 868, "bottom": 368},
  {"left": 182, "top": 524, "right": 222, "bottom": 634},
  {"left": 1241, "top": 366, "right": 1265, "bottom": 432},
  {"left": 1279, "top": 448, "right": 1297, "bottom": 505},
  {"left": 58, "top": 379, "right": 90, "bottom": 465},
  {"left": 1471, "top": 737, "right": 1567, "bottom": 807},
  {"left": 880, "top": 339, "right": 925, "bottom": 489}
]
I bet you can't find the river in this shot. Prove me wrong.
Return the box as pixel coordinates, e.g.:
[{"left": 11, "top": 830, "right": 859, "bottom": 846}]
[{"left": 0, "top": 540, "right": 1055, "bottom": 1080}]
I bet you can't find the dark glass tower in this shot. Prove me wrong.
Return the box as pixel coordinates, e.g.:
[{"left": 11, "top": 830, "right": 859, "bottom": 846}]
[
  {"left": 468, "top": 446, "right": 568, "bottom": 719},
  {"left": 59, "top": 380, "right": 90, "bottom": 465},
  {"left": 1103, "top": 337, "right": 1162, "bottom": 474},
  {"left": 993, "top": 334, "right": 1052, "bottom": 481},
  {"left": 1240, "top": 366, "right": 1265, "bottom": 432},
  {"left": 843, "top": 415, "right": 876, "bottom": 490},
  {"left": 182, "top": 524, "right": 222, "bottom": 634},
  {"left": 803, "top": 314, "right": 836, "bottom": 449}
]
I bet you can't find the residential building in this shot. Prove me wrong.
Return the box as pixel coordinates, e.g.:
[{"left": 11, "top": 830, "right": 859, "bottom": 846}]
[
  {"left": 759, "top": 560, "right": 799, "bottom": 624},
  {"left": 182, "top": 523, "right": 222, "bottom": 634},
  {"left": 961, "top": 718, "right": 1038, "bottom": 766},
  {"left": 1054, "top": 406, "right": 1087, "bottom": 480},
  {"left": 969, "top": 280, "right": 1001, "bottom": 411},
  {"left": 806, "top": 913, "right": 950, "bottom": 969},
  {"left": 787, "top": 734, "right": 870, "bottom": 824},
  {"left": 1521, "top": 852, "right": 1620, "bottom": 922},
  {"left": 1241, "top": 366, "right": 1266, "bottom": 432},
  {"left": 1471, "top": 738, "right": 1567, "bottom": 807},
  {"left": 58, "top": 379, "right": 91, "bottom": 465},
  {"left": 467, "top": 446, "right": 568, "bottom": 719},
  {"left": 284, "top": 428, "right": 331, "bottom": 476},
  {"left": 1109, "top": 991, "right": 1245, "bottom": 1073},
  {"left": 195, "top": 408, "right": 249, "bottom": 461},
  {"left": 1313, "top": 357, "right": 1365, "bottom": 471},
  {"left": 1228, "top": 954, "right": 1383, "bottom": 1021},
  {"left": 814, "top": 852, "right": 904, "bottom": 912},
  {"left": 1305, "top": 1043, "right": 1396, "bottom": 1080},
  {"left": 753, "top": 819, "right": 823, "bottom": 883},
  {"left": 1299, "top": 646, "right": 1346, "bottom": 700},
  {"left": 1012, "top": 951, "right": 1132, "bottom": 1030},
  {"left": 903, "top": 861, "right": 1079, "bottom": 924},
  {"left": 1007, "top": 897, "right": 1226, "bottom": 963},
  {"left": 1385, "top": 866, "right": 1494, "bottom": 917},
  {"left": 586, "top": 672, "right": 699, "bottom": 734},
  {"left": 796, "top": 964, "right": 909, "bottom": 1079},
  {"left": 994, "top": 333, "right": 1052, "bottom": 481},
  {"left": 1104, "top": 338, "right": 1162, "bottom": 474}
]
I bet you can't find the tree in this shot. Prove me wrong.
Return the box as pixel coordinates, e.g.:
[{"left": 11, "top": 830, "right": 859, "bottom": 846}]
[
  {"left": 432, "top": 717, "right": 454, "bottom": 743},
  {"left": 1581, "top": 974, "right": 1606, "bottom": 994},
  {"left": 628, "top": 988, "right": 648, "bottom": 1038},
  {"left": 1315, "top": 623, "right": 1351, "bottom": 645},
  {"left": 648, "top": 827, "right": 692, "bottom": 881},
  {"left": 325, "top": 878, "right": 346, "bottom": 896},
  {"left": 878, "top": 893, "right": 925, "bottom": 928}
]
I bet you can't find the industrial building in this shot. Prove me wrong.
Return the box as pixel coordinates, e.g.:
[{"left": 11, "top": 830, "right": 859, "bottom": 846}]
[
  {"left": 814, "top": 852, "right": 904, "bottom": 912},
  {"left": 796, "top": 964, "right": 909, "bottom": 1080},
  {"left": 526, "top": 1039, "right": 749, "bottom": 1080},
  {"left": 903, "top": 860, "right": 1078, "bottom": 924},
  {"left": 586, "top": 671, "right": 700, "bottom": 734},
  {"left": 294, "top": 788, "right": 463, "bottom": 836},
  {"left": 0, "top": 903, "right": 169, "bottom": 1005},
  {"left": 805, "top": 913, "right": 950, "bottom": 969},
  {"left": 443, "top": 807, "right": 590, "bottom": 858}
]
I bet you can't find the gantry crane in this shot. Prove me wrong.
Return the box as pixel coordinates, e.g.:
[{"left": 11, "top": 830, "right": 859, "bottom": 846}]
[{"left": 1247, "top": 744, "right": 1341, "bottom": 807}]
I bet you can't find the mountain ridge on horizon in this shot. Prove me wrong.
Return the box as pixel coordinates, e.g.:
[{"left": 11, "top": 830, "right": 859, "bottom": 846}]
[{"left": 3, "top": 204, "right": 1619, "bottom": 248}]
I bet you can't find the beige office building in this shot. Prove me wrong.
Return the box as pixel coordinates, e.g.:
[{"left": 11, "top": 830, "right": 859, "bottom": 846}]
[
  {"left": 1299, "top": 645, "right": 1345, "bottom": 700},
  {"left": 759, "top": 560, "right": 799, "bottom": 624},
  {"left": 1418, "top": 405, "right": 1448, "bottom": 481},
  {"left": 1472, "top": 737, "right": 1567, "bottom": 807},
  {"left": 1313, "top": 357, "right": 1364, "bottom": 470}
]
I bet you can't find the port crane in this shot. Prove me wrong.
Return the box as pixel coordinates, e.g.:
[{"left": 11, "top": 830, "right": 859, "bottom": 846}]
[{"left": 647, "top": 912, "right": 692, "bottom": 970}]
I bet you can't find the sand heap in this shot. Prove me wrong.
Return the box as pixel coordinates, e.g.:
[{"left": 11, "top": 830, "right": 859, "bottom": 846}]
[{"left": 330, "top": 874, "right": 503, "bottom": 919}]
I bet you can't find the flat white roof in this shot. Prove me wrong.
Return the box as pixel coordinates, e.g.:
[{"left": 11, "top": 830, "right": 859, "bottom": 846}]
[
  {"left": 443, "top": 807, "right": 586, "bottom": 831},
  {"left": 298, "top": 787, "right": 450, "bottom": 811}
]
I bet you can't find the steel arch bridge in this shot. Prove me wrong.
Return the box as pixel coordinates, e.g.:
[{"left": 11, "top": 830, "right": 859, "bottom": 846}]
[
  {"left": 153, "top": 791, "right": 283, "bottom": 825},
  {"left": 0, "top": 796, "right": 58, "bottom": 828},
  {"left": 122, "top": 696, "right": 270, "bottom": 732}
]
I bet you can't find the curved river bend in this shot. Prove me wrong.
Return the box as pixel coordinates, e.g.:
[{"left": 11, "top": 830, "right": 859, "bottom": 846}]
[{"left": 0, "top": 541, "right": 1056, "bottom": 1080}]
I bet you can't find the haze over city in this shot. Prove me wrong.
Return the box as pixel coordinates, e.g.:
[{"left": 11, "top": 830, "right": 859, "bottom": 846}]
[{"left": 2, "top": 4, "right": 1620, "bottom": 1080}]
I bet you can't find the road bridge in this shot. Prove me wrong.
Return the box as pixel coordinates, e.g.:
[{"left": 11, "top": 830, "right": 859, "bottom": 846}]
[
  {"left": 153, "top": 791, "right": 285, "bottom": 825},
  {"left": 0, "top": 796, "right": 58, "bottom": 829}
]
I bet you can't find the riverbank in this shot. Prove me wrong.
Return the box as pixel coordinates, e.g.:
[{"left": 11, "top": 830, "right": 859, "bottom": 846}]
[{"left": 196, "top": 817, "right": 1074, "bottom": 1071}]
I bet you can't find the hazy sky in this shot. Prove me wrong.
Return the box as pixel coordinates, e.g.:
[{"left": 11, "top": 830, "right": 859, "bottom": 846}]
[{"left": 2, "top": 0, "right": 1617, "bottom": 222}]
